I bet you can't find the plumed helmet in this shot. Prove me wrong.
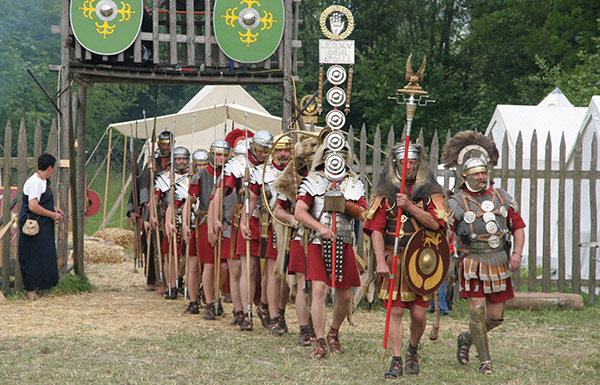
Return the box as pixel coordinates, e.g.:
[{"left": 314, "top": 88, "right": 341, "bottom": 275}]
[
  {"left": 251, "top": 130, "right": 273, "bottom": 153},
  {"left": 172, "top": 146, "right": 190, "bottom": 172},
  {"left": 441, "top": 130, "right": 499, "bottom": 192},
  {"left": 192, "top": 149, "right": 209, "bottom": 166},
  {"left": 225, "top": 129, "right": 254, "bottom": 148},
  {"left": 209, "top": 139, "right": 230, "bottom": 167},
  {"left": 234, "top": 138, "right": 252, "bottom": 156}
]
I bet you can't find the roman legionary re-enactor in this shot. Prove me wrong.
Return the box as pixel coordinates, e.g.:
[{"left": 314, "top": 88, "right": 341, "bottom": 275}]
[
  {"left": 441, "top": 130, "right": 525, "bottom": 375},
  {"left": 294, "top": 133, "right": 367, "bottom": 359},
  {"left": 182, "top": 140, "right": 230, "bottom": 318},
  {"left": 154, "top": 145, "right": 191, "bottom": 299},
  {"left": 363, "top": 142, "right": 447, "bottom": 378},
  {"left": 141, "top": 129, "right": 173, "bottom": 292},
  {"left": 213, "top": 130, "right": 273, "bottom": 331},
  {"left": 244, "top": 134, "right": 291, "bottom": 335},
  {"left": 273, "top": 136, "right": 319, "bottom": 346},
  {"left": 209, "top": 132, "right": 252, "bottom": 327}
]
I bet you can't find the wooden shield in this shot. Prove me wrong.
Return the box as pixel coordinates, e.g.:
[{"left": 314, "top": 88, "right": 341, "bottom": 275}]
[{"left": 403, "top": 229, "right": 450, "bottom": 295}]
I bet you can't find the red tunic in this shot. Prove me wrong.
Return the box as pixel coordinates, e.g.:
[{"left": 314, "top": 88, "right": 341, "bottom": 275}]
[
  {"left": 362, "top": 190, "right": 445, "bottom": 309},
  {"left": 296, "top": 193, "right": 367, "bottom": 289}
]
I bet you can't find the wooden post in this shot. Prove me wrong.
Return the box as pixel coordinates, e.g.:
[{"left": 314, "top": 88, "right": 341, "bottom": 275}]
[
  {"left": 204, "top": 0, "right": 212, "bottom": 67},
  {"left": 558, "top": 134, "right": 566, "bottom": 292},
  {"left": 373, "top": 125, "right": 381, "bottom": 188},
  {"left": 528, "top": 130, "right": 538, "bottom": 292},
  {"left": 281, "top": 0, "right": 293, "bottom": 133},
  {"left": 541, "top": 132, "right": 552, "bottom": 292},
  {"left": 169, "top": 0, "right": 177, "bottom": 65},
  {"left": 572, "top": 133, "right": 582, "bottom": 294},
  {"left": 58, "top": 0, "right": 72, "bottom": 276},
  {"left": 15, "top": 118, "right": 28, "bottom": 291},
  {"left": 75, "top": 87, "right": 87, "bottom": 278},
  {"left": 101, "top": 128, "right": 113, "bottom": 230},
  {"left": 152, "top": 0, "right": 159, "bottom": 65},
  {"left": 501, "top": 131, "right": 509, "bottom": 191},
  {"left": 1, "top": 121, "right": 13, "bottom": 292},
  {"left": 588, "top": 133, "right": 598, "bottom": 305},
  {"left": 513, "top": 132, "right": 524, "bottom": 291},
  {"left": 34, "top": 119, "right": 42, "bottom": 165},
  {"left": 69, "top": 89, "right": 80, "bottom": 275},
  {"left": 120, "top": 135, "right": 128, "bottom": 228}
]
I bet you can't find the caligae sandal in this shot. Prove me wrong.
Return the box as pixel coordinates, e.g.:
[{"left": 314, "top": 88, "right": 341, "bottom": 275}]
[{"left": 457, "top": 332, "right": 471, "bottom": 365}]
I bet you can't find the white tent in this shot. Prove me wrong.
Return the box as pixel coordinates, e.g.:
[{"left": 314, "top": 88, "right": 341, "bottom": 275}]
[
  {"left": 109, "top": 85, "right": 285, "bottom": 150},
  {"left": 562, "top": 96, "right": 600, "bottom": 283},
  {"left": 484, "top": 88, "right": 595, "bottom": 281}
]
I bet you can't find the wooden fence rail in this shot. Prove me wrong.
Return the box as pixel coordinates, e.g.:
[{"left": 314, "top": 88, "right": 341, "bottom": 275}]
[
  {"left": 0, "top": 118, "right": 58, "bottom": 293},
  {"left": 3, "top": 118, "right": 599, "bottom": 304}
]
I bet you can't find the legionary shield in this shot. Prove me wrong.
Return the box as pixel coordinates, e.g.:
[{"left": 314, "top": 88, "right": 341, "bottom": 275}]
[
  {"left": 403, "top": 229, "right": 450, "bottom": 295},
  {"left": 71, "top": 0, "right": 143, "bottom": 55},
  {"left": 214, "top": 0, "right": 285, "bottom": 63}
]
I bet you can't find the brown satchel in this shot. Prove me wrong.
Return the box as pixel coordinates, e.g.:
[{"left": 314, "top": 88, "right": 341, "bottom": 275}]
[{"left": 22, "top": 216, "right": 40, "bottom": 236}]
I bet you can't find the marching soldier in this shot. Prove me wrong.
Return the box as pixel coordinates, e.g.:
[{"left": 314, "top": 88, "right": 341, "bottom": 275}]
[
  {"left": 363, "top": 142, "right": 447, "bottom": 378},
  {"left": 244, "top": 134, "right": 291, "bottom": 335},
  {"left": 182, "top": 141, "right": 230, "bottom": 318},
  {"left": 294, "top": 137, "right": 367, "bottom": 359},
  {"left": 208, "top": 134, "right": 252, "bottom": 326},
  {"left": 273, "top": 136, "right": 319, "bottom": 345},
  {"left": 441, "top": 131, "right": 525, "bottom": 375},
  {"left": 154, "top": 145, "right": 191, "bottom": 299},
  {"left": 212, "top": 130, "right": 273, "bottom": 331},
  {"left": 141, "top": 129, "right": 173, "bottom": 292}
]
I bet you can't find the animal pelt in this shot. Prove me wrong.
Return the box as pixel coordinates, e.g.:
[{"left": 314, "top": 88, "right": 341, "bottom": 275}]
[
  {"left": 373, "top": 142, "right": 443, "bottom": 203},
  {"left": 273, "top": 137, "right": 319, "bottom": 201},
  {"left": 441, "top": 130, "right": 499, "bottom": 169}
]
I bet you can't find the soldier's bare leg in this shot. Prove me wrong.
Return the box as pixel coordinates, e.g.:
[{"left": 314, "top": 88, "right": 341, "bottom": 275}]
[
  {"left": 266, "top": 259, "right": 281, "bottom": 320},
  {"left": 389, "top": 307, "right": 405, "bottom": 357},
  {"left": 240, "top": 256, "right": 259, "bottom": 315},
  {"left": 310, "top": 280, "right": 328, "bottom": 340},
  {"left": 408, "top": 304, "right": 427, "bottom": 346}
]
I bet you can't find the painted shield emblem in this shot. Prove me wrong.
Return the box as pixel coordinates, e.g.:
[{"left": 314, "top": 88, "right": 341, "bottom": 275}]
[
  {"left": 71, "top": 0, "right": 143, "bottom": 55},
  {"left": 214, "top": 0, "right": 285, "bottom": 63},
  {"left": 403, "top": 229, "right": 450, "bottom": 295}
]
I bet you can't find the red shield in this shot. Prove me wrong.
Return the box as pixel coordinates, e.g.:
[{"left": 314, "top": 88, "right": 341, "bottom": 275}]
[{"left": 403, "top": 229, "right": 450, "bottom": 295}]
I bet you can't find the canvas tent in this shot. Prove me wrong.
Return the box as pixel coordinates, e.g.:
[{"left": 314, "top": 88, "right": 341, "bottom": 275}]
[
  {"left": 485, "top": 88, "right": 600, "bottom": 282},
  {"left": 109, "top": 85, "right": 286, "bottom": 150}
]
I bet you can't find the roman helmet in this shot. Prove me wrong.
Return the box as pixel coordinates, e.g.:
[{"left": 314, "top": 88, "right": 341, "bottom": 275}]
[
  {"left": 209, "top": 139, "right": 231, "bottom": 167},
  {"left": 172, "top": 146, "right": 190, "bottom": 173},
  {"left": 441, "top": 131, "right": 499, "bottom": 193},
  {"left": 233, "top": 138, "right": 252, "bottom": 156},
  {"left": 391, "top": 142, "right": 423, "bottom": 180},
  {"left": 157, "top": 129, "right": 173, "bottom": 156},
  {"left": 192, "top": 149, "right": 209, "bottom": 167},
  {"left": 251, "top": 130, "right": 273, "bottom": 157},
  {"left": 272, "top": 134, "right": 292, "bottom": 166}
]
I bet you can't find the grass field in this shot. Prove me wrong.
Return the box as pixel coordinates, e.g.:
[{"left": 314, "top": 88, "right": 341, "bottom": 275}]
[{"left": 1, "top": 254, "right": 599, "bottom": 384}]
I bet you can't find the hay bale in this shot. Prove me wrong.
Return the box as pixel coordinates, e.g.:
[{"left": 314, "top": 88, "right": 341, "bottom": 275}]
[
  {"left": 84, "top": 238, "right": 127, "bottom": 264},
  {"left": 92, "top": 228, "right": 134, "bottom": 249}
]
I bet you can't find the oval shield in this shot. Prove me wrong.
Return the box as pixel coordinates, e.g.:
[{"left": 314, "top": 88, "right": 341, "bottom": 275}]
[
  {"left": 214, "top": 0, "right": 285, "bottom": 63},
  {"left": 71, "top": 0, "right": 143, "bottom": 55},
  {"left": 403, "top": 229, "right": 450, "bottom": 295}
]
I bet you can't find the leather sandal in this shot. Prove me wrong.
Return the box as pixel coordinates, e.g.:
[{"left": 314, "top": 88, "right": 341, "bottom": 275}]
[
  {"left": 384, "top": 356, "right": 403, "bottom": 378},
  {"left": 479, "top": 360, "right": 493, "bottom": 375},
  {"left": 310, "top": 338, "right": 327, "bottom": 359},
  {"left": 457, "top": 332, "right": 471, "bottom": 365},
  {"left": 231, "top": 310, "right": 244, "bottom": 326},
  {"left": 278, "top": 308, "right": 288, "bottom": 333},
  {"left": 268, "top": 317, "right": 285, "bottom": 336},
  {"left": 326, "top": 327, "right": 344, "bottom": 354},
  {"left": 405, "top": 343, "right": 419, "bottom": 375},
  {"left": 257, "top": 302, "right": 270, "bottom": 329},
  {"left": 240, "top": 315, "right": 253, "bottom": 331},
  {"left": 298, "top": 325, "right": 313, "bottom": 346},
  {"left": 183, "top": 301, "right": 199, "bottom": 314},
  {"left": 204, "top": 303, "right": 216, "bottom": 320}
]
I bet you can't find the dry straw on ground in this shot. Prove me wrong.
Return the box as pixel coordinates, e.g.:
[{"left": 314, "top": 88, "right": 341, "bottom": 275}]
[
  {"left": 92, "top": 228, "right": 134, "bottom": 249},
  {"left": 84, "top": 238, "right": 126, "bottom": 264}
]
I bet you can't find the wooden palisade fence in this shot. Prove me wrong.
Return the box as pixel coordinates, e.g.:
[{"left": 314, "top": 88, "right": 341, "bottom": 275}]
[
  {"left": 3, "top": 119, "right": 599, "bottom": 304},
  {"left": 0, "top": 118, "right": 59, "bottom": 293}
]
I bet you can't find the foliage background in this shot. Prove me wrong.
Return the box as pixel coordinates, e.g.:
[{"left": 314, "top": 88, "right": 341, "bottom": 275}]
[{"left": 0, "top": 0, "right": 599, "bottom": 166}]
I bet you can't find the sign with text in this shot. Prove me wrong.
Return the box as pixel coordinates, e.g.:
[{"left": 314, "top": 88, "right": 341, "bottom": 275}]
[{"left": 319, "top": 39, "right": 355, "bottom": 64}]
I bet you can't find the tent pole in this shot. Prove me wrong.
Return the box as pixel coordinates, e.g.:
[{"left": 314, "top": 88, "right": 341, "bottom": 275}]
[
  {"left": 120, "top": 134, "right": 128, "bottom": 228},
  {"left": 101, "top": 128, "right": 113, "bottom": 230}
]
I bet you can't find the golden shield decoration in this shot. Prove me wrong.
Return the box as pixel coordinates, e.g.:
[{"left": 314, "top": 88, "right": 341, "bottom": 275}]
[{"left": 403, "top": 229, "right": 450, "bottom": 295}]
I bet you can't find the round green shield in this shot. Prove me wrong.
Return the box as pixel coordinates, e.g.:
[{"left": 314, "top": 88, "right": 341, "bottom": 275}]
[
  {"left": 214, "top": 0, "right": 285, "bottom": 63},
  {"left": 71, "top": 0, "right": 143, "bottom": 55}
]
